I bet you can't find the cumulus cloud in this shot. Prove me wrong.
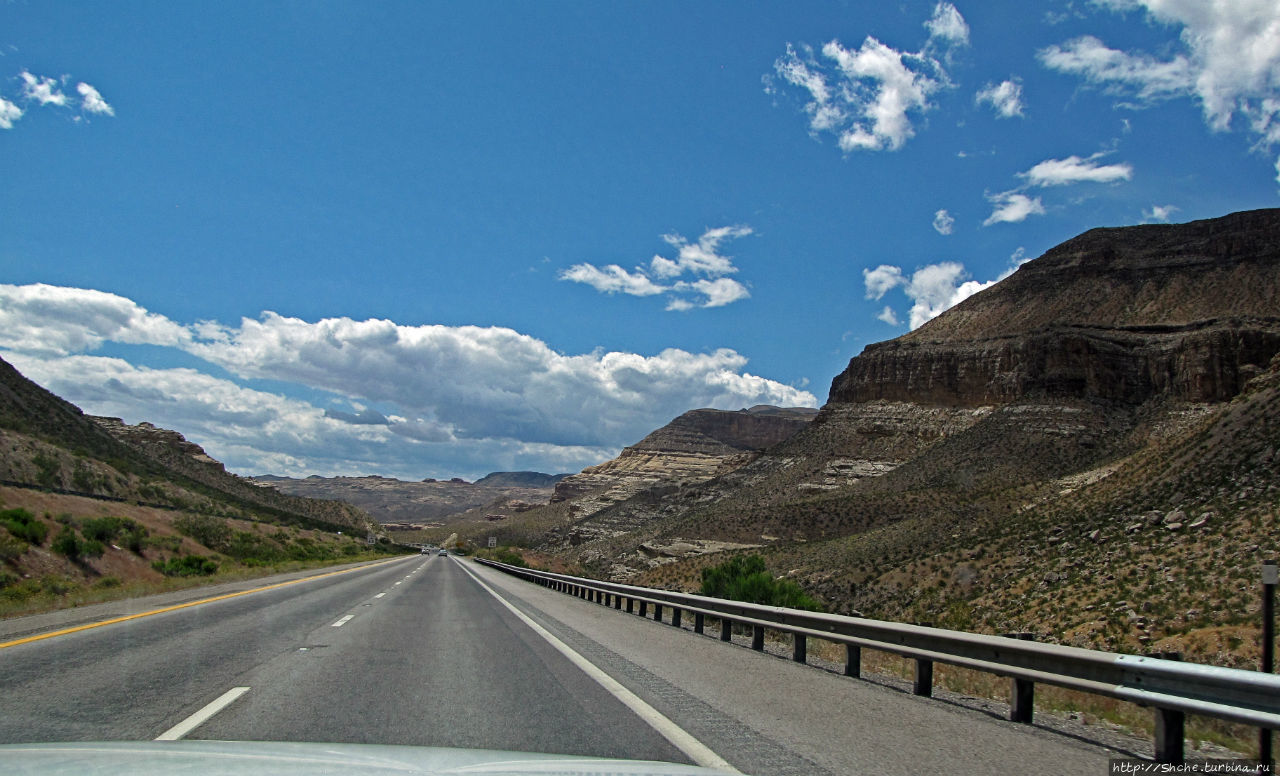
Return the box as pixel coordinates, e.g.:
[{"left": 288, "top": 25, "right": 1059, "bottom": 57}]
[
  {"left": 0, "top": 283, "right": 191, "bottom": 355},
  {"left": 925, "top": 2, "right": 970, "bottom": 47},
  {"left": 19, "top": 71, "right": 67, "bottom": 106},
  {"left": 1143, "top": 204, "right": 1179, "bottom": 222},
  {"left": 983, "top": 191, "right": 1046, "bottom": 225},
  {"left": 0, "top": 96, "right": 22, "bottom": 129},
  {"left": 1, "top": 69, "right": 113, "bottom": 129},
  {"left": 76, "top": 82, "right": 114, "bottom": 115},
  {"left": 561, "top": 226, "right": 753, "bottom": 310},
  {"left": 865, "top": 257, "right": 1028, "bottom": 330},
  {"left": 1019, "top": 153, "right": 1133, "bottom": 186},
  {"left": 769, "top": 5, "right": 964, "bottom": 152},
  {"left": 932, "top": 208, "right": 955, "bottom": 235},
  {"left": 976, "top": 79, "right": 1025, "bottom": 118},
  {"left": 0, "top": 283, "right": 816, "bottom": 477},
  {"left": 558, "top": 264, "right": 667, "bottom": 297},
  {"left": 1042, "top": 1, "right": 1280, "bottom": 181}
]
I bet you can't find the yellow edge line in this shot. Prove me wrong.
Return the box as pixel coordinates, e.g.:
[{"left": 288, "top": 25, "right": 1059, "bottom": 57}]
[{"left": 0, "top": 555, "right": 409, "bottom": 650}]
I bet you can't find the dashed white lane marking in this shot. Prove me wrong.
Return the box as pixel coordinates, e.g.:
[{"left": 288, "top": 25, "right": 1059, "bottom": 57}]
[
  {"left": 155, "top": 686, "right": 250, "bottom": 740},
  {"left": 454, "top": 559, "right": 739, "bottom": 773},
  {"left": 375, "top": 592, "right": 386, "bottom": 599},
  {"left": 332, "top": 615, "right": 354, "bottom": 627},
  {"left": 394, "top": 581, "right": 403, "bottom": 586}
]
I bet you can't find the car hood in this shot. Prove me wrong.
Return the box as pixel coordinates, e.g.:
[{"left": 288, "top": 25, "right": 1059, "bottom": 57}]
[{"left": 0, "top": 740, "right": 740, "bottom": 775}]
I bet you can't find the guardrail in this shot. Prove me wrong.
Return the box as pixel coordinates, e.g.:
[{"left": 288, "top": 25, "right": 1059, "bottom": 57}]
[{"left": 476, "top": 559, "right": 1280, "bottom": 764}]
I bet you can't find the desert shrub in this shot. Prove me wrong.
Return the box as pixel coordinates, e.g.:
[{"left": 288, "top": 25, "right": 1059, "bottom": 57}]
[
  {"left": 172, "top": 514, "right": 231, "bottom": 551},
  {"left": 0, "top": 508, "right": 48, "bottom": 546},
  {"left": 700, "top": 554, "right": 823, "bottom": 612},
  {"left": 152, "top": 555, "right": 219, "bottom": 576},
  {"left": 51, "top": 526, "right": 83, "bottom": 560},
  {"left": 0, "top": 533, "right": 27, "bottom": 561},
  {"left": 81, "top": 516, "right": 144, "bottom": 544}
]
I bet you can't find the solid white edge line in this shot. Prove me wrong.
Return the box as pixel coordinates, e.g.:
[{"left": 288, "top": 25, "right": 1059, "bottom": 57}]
[
  {"left": 155, "top": 686, "right": 250, "bottom": 741},
  {"left": 332, "top": 614, "right": 355, "bottom": 627},
  {"left": 453, "top": 558, "right": 739, "bottom": 773}
]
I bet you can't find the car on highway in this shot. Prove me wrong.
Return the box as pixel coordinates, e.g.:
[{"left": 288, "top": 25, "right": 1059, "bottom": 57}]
[{"left": 438, "top": 548, "right": 447, "bottom": 556}]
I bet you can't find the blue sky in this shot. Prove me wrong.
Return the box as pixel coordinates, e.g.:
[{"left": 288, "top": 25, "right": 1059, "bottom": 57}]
[{"left": 3, "top": 1, "right": 1279, "bottom": 480}]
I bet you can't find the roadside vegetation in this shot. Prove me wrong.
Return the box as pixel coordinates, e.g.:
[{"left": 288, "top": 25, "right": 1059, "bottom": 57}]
[{"left": 0, "top": 487, "right": 405, "bottom": 618}]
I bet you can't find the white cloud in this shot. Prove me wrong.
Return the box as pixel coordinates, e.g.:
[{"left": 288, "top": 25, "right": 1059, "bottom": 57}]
[
  {"left": 0, "top": 283, "right": 191, "bottom": 355},
  {"left": 1043, "top": 2, "right": 1280, "bottom": 177},
  {"left": 19, "top": 70, "right": 67, "bottom": 106},
  {"left": 1038, "top": 36, "right": 1195, "bottom": 102},
  {"left": 983, "top": 191, "right": 1046, "bottom": 225},
  {"left": 865, "top": 258, "right": 1026, "bottom": 330},
  {"left": 76, "top": 82, "right": 114, "bottom": 115},
  {"left": 0, "top": 285, "right": 819, "bottom": 478},
  {"left": 771, "top": 5, "right": 962, "bottom": 153},
  {"left": 1143, "top": 204, "right": 1179, "bottom": 221},
  {"left": 932, "top": 208, "right": 955, "bottom": 235},
  {"left": 822, "top": 37, "right": 941, "bottom": 151},
  {"left": 1020, "top": 154, "right": 1134, "bottom": 186},
  {"left": 561, "top": 226, "right": 754, "bottom": 311},
  {"left": 682, "top": 277, "right": 750, "bottom": 308},
  {"left": 0, "top": 96, "right": 21, "bottom": 129},
  {"left": 558, "top": 264, "right": 667, "bottom": 297},
  {"left": 924, "top": 2, "right": 970, "bottom": 47},
  {"left": 862, "top": 264, "right": 907, "bottom": 300},
  {"left": 976, "top": 79, "right": 1025, "bottom": 118}
]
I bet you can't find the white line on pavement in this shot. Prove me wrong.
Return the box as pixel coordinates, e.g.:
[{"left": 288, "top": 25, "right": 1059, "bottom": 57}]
[
  {"left": 375, "top": 593, "right": 386, "bottom": 598},
  {"left": 453, "top": 559, "right": 739, "bottom": 773},
  {"left": 155, "top": 686, "right": 250, "bottom": 741},
  {"left": 332, "top": 615, "right": 354, "bottom": 627}
]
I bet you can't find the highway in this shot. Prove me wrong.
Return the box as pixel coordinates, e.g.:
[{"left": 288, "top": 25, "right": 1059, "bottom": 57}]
[{"left": 0, "top": 554, "right": 1128, "bottom": 775}]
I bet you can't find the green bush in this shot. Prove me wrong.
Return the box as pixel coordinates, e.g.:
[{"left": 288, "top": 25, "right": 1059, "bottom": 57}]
[
  {"left": 81, "top": 516, "right": 144, "bottom": 544},
  {"left": 0, "top": 533, "right": 27, "bottom": 561},
  {"left": 152, "top": 555, "right": 219, "bottom": 577},
  {"left": 0, "top": 508, "right": 48, "bottom": 546},
  {"left": 700, "top": 554, "right": 823, "bottom": 611},
  {"left": 172, "top": 514, "right": 231, "bottom": 551},
  {"left": 51, "top": 526, "right": 83, "bottom": 560}
]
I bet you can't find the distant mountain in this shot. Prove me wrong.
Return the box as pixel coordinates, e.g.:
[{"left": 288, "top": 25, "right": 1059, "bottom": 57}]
[
  {"left": 254, "top": 472, "right": 566, "bottom": 524},
  {"left": 541, "top": 406, "right": 817, "bottom": 538},
  {"left": 0, "top": 356, "right": 374, "bottom": 534},
  {"left": 533, "top": 210, "right": 1280, "bottom": 658},
  {"left": 474, "top": 471, "right": 570, "bottom": 488}
]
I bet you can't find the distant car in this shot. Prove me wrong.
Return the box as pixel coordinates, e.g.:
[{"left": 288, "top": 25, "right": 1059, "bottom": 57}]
[
  {"left": 438, "top": 549, "right": 447, "bottom": 556},
  {"left": 420, "top": 547, "right": 428, "bottom": 554}
]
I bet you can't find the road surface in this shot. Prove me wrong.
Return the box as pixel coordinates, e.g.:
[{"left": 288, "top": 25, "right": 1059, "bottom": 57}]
[{"left": 0, "top": 554, "right": 1127, "bottom": 775}]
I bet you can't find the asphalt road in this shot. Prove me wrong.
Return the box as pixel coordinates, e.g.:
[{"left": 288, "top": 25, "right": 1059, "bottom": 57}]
[{"left": 0, "top": 554, "right": 1131, "bottom": 775}]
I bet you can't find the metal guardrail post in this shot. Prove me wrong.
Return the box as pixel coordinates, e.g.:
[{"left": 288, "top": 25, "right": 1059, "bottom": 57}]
[
  {"left": 1155, "top": 707, "right": 1185, "bottom": 763},
  {"left": 720, "top": 618, "right": 731, "bottom": 642},
  {"left": 1010, "top": 678, "right": 1034, "bottom": 723},
  {"left": 793, "top": 633, "right": 807, "bottom": 663},
  {"left": 1262, "top": 560, "right": 1276, "bottom": 769},
  {"left": 654, "top": 603, "right": 664, "bottom": 622},
  {"left": 672, "top": 608, "right": 682, "bottom": 628},
  {"left": 639, "top": 600, "right": 648, "bottom": 617},
  {"left": 752, "top": 625, "right": 765, "bottom": 651},
  {"left": 626, "top": 597, "right": 634, "bottom": 614},
  {"left": 914, "top": 659, "right": 933, "bottom": 697},
  {"left": 695, "top": 612, "right": 704, "bottom": 634},
  {"left": 845, "top": 644, "right": 861, "bottom": 678},
  {"left": 614, "top": 594, "right": 622, "bottom": 610}
]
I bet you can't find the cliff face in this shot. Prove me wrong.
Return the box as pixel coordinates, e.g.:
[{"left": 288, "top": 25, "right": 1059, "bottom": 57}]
[
  {"left": 832, "top": 209, "right": 1280, "bottom": 407},
  {"left": 548, "top": 406, "right": 816, "bottom": 521}
]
